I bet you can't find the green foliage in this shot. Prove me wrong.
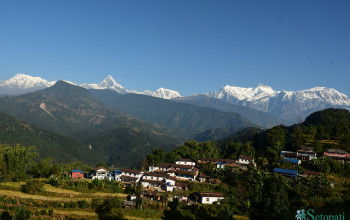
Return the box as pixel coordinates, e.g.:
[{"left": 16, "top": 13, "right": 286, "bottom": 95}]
[
  {"left": 48, "top": 174, "right": 62, "bottom": 187},
  {"left": 165, "top": 140, "right": 221, "bottom": 163},
  {"left": 250, "top": 174, "right": 291, "bottom": 220},
  {"left": 13, "top": 205, "right": 32, "bottom": 220},
  {"left": 0, "top": 144, "right": 37, "bottom": 181},
  {"left": 77, "top": 200, "right": 89, "bottom": 209},
  {"left": 146, "top": 149, "right": 164, "bottom": 166},
  {"left": 223, "top": 142, "right": 255, "bottom": 159},
  {"left": 101, "top": 197, "right": 123, "bottom": 212},
  {"left": 30, "top": 158, "right": 53, "bottom": 178},
  {"left": 22, "top": 179, "right": 44, "bottom": 194}
]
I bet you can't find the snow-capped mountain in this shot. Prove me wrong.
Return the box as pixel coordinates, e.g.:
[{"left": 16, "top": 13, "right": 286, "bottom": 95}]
[
  {"left": 210, "top": 84, "right": 350, "bottom": 123},
  {"left": 0, "top": 73, "right": 56, "bottom": 95},
  {"left": 1, "top": 73, "right": 349, "bottom": 123},
  {"left": 80, "top": 75, "right": 129, "bottom": 94},
  {"left": 0, "top": 73, "right": 181, "bottom": 99},
  {"left": 139, "top": 88, "right": 182, "bottom": 99}
]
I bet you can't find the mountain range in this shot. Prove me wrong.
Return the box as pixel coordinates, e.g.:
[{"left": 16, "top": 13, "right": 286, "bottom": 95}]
[
  {"left": 0, "top": 80, "right": 255, "bottom": 167},
  {"left": 1, "top": 73, "right": 349, "bottom": 123}
]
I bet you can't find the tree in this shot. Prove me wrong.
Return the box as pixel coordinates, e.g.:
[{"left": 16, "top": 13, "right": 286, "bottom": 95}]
[
  {"left": 0, "top": 144, "right": 37, "bottom": 181},
  {"left": 250, "top": 174, "right": 291, "bottom": 220},
  {"left": 146, "top": 148, "right": 165, "bottom": 166},
  {"left": 30, "top": 158, "right": 53, "bottom": 178}
]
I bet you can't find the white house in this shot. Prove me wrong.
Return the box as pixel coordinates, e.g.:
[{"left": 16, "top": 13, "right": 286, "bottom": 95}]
[
  {"left": 141, "top": 172, "right": 176, "bottom": 192},
  {"left": 297, "top": 147, "right": 317, "bottom": 160},
  {"left": 120, "top": 168, "right": 144, "bottom": 183},
  {"left": 91, "top": 166, "right": 109, "bottom": 180},
  {"left": 148, "top": 163, "right": 171, "bottom": 172},
  {"left": 175, "top": 158, "right": 196, "bottom": 166},
  {"left": 189, "top": 192, "right": 225, "bottom": 204},
  {"left": 199, "top": 192, "right": 225, "bottom": 204},
  {"left": 238, "top": 155, "right": 255, "bottom": 166}
]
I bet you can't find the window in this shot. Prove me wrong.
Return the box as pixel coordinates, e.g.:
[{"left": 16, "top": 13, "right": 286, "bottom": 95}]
[{"left": 206, "top": 198, "right": 209, "bottom": 202}]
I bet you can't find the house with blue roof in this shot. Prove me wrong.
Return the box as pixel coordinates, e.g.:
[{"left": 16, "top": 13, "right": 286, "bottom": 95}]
[
  {"left": 273, "top": 168, "right": 298, "bottom": 178},
  {"left": 283, "top": 158, "right": 301, "bottom": 165},
  {"left": 72, "top": 169, "right": 84, "bottom": 179}
]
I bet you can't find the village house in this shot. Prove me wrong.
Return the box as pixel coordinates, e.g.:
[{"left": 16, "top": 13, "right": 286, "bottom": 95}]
[
  {"left": 175, "top": 181, "right": 189, "bottom": 191},
  {"left": 120, "top": 168, "right": 144, "bottom": 183},
  {"left": 197, "top": 158, "right": 240, "bottom": 169},
  {"left": 91, "top": 166, "right": 109, "bottom": 180},
  {"left": 273, "top": 168, "right": 298, "bottom": 178},
  {"left": 71, "top": 169, "right": 84, "bottom": 179},
  {"left": 198, "top": 172, "right": 210, "bottom": 183},
  {"left": 238, "top": 155, "right": 256, "bottom": 167},
  {"left": 141, "top": 172, "right": 176, "bottom": 192},
  {"left": 297, "top": 146, "right": 317, "bottom": 160},
  {"left": 281, "top": 151, "right": 298, "bottom": 158},
  {"left": 175, "top": 158, "right": 196, "bottom": 166},
  {"left": 189, "top": 191, "right": 225, "bottom": 204},
  {"left": 283, "top": 158, "right": 301, "bottom": 165},
  {"left": 173, "top": 169, "right": 198, "bottom": 181},
  {"left": 323, "top": 149, "right": 350, "bottom": 161},
  {"left": 148, "top": 163, "right": 171, "bottom": 172},
  {"left": 108, "top": 170, "right": 123, "bottom": 181}
]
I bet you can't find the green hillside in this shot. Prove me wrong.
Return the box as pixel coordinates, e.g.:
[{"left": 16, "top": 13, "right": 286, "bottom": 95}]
[
  {"left": 173, "top": 94, "right": 290, "bottom": 128},
  {"left": 0, "top": 111, "right": 105, "bottom": 165},
  {"left": 0, "top": 82, "right": 183, "bottom": 167},
  {"left": 90, "top": 89, "right": 256, "bottom": 138}
]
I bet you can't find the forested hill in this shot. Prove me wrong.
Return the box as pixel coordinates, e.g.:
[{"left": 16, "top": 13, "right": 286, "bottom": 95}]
[
  {"left": 0, "top": 81, "right": 183, "bottom": 167},
  {"left": 90, "top": 89, "right": 256, "bottom": 138},
  {"left": 144, "top": 108, "right": 350, "bottom": 167},
  {"left": 252, "top": 108, "right": 350, "bottom": 162},
  {"left": 0, "top": 110, "right": 104, "bottom": 165}
]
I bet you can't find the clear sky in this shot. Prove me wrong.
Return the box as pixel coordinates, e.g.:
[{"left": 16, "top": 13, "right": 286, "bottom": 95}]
[{"left": 0, "top": 0, "right": 349, "bottom": 96}]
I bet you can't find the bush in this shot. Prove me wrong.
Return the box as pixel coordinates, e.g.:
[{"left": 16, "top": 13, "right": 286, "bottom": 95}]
[
  {"left": 48, "top": 174, "right": 62, "bottom": 187},
  {"left": 40, "top": 209, "right": 47, "bottom": 215},
  {"left": 77, "top": 200, "right": 89, "bottom": 209},
  {"left": 22, "top": 179, "right": 44, "bottom": 194},
  {"left": 102, "top": 197, "right": 123, "bottom": 211},
  {"left": 14, "top": 205, "right": 32, "bottom": 220},
  {"left": 48, "top": 209, "right": 54, "bottom": 217}
]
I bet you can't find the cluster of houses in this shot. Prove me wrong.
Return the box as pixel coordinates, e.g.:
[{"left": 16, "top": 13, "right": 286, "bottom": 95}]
[
  {"left": 70, "top": 156, "right": 255, "bottom": 204},
  {"left": 281, "top": 147, "right": 349, "bottom": 165},
  {"left": 275, "top": 147, "right": 350, "bottom": 178}
]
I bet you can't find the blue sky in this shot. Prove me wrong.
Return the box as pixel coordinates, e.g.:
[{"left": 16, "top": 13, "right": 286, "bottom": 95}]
[{"left": 0, "top": 0, "right": 349, "bottom": 96}]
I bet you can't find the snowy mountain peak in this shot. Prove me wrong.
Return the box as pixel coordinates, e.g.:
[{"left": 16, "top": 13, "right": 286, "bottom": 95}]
[
  {"left": 0, "top": 73, "right": 56, "bottom": 95},
  {"left": 209, "top": 83, "right": 350, "bottom": 122},
  {"left": 100, "top": 75, "right": 124, "bottom": 89},
  {"left": 80, "top": 75, "right": 128, "bottom": 94},
  {"left": 216, "top": 84, "right": 278, "bottom": 102},
  {"left": 138, "top": 87, "right": 182, "bottom": 99}
]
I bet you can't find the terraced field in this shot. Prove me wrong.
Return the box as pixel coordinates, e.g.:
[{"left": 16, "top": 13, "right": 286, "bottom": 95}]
[{"left": 0, "top": 181, "right": 162, "bottom": 219}]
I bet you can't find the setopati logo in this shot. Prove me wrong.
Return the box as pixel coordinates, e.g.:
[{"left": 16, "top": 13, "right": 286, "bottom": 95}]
[{"left": 295, "top": 209, "right": 345, "bottom": 220}]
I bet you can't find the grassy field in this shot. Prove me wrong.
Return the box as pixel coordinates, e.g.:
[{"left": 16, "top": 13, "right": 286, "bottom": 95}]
[{"left": 0, "top": 181, "right": 162, "bottom": 219}]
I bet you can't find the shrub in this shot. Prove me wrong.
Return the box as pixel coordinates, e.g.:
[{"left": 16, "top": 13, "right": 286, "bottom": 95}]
[
  {"left": 77, "top": 200, "right": 89, "bottom": 209},
  {"left": 40, "top": 209, "right": 47, "bottom": 215},
  {"left": 48, "top": 209, "right": 54, "bottom": 217},
  {"left": 48, "top": 174, "right": 62, "bottom": 187},
  {"left": 14, "top": 205, "right": 32, "bottom": 220},
  {"left": 22, "top": 179, "right": 44, "bottom": 194},
  {"left": 102, "top": 197, "right": 123, "bottom": 212}
]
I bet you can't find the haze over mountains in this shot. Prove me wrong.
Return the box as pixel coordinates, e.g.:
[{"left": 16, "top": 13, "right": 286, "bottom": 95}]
[{"left": 1, "top": 73, "right": 350, "bottom": 124}]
